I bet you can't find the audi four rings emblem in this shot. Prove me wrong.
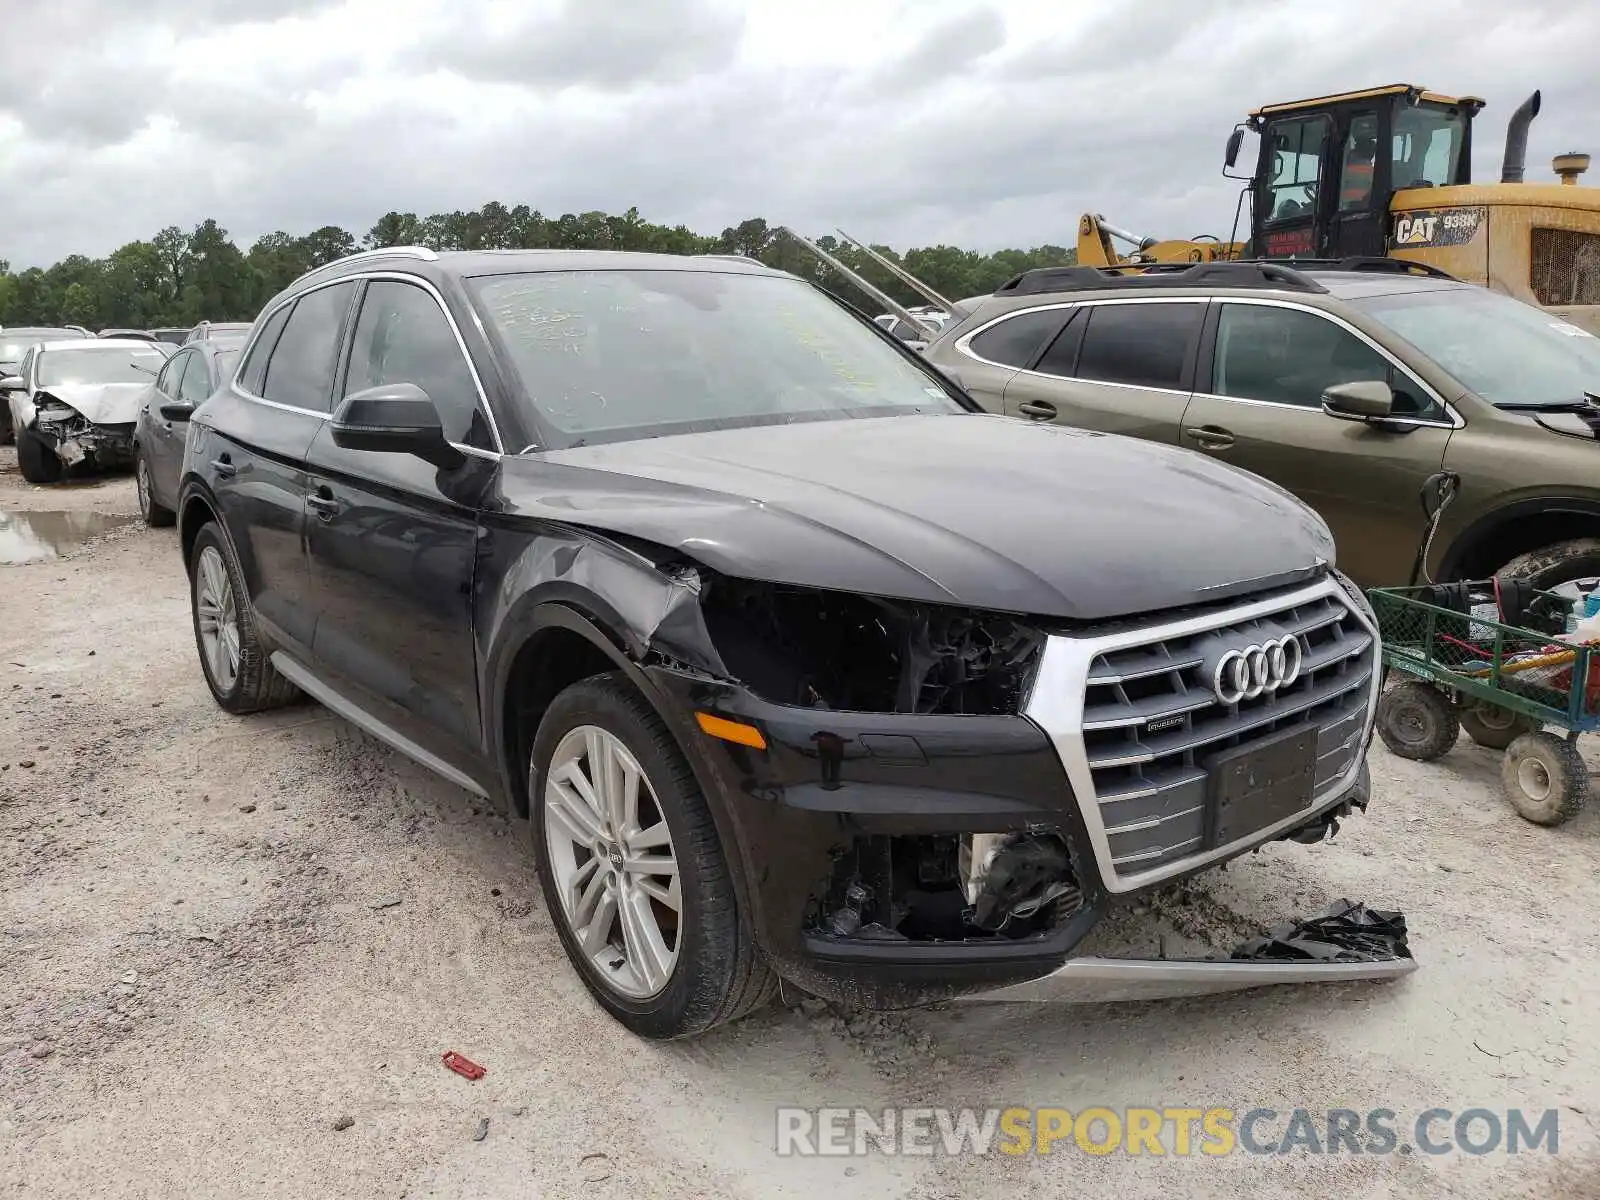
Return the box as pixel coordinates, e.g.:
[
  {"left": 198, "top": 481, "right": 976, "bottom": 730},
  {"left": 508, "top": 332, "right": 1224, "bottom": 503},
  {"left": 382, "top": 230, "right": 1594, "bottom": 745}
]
[{"left": 1211, "top": 637, "right": 1303, "bottom": 704}]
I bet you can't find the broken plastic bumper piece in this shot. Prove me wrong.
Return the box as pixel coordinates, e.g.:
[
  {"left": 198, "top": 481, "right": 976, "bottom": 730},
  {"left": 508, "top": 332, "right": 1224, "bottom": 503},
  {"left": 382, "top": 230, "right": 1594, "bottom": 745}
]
[{"left": 962, "top": 900, "right": 1415, "bottom": 1004}]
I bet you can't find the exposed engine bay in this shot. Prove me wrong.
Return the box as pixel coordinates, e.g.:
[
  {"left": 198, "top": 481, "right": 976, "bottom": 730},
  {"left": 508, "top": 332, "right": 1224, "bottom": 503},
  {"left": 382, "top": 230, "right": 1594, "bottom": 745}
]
[{"left": 29, "top": 394, "right": 135, "bottom": 467}]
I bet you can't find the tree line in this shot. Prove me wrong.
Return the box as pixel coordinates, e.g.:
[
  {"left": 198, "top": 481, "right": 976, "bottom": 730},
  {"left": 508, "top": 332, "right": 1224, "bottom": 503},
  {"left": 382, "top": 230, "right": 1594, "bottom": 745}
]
[{"left": 0, "top": 206, "right": 1075, "bottom": 331}]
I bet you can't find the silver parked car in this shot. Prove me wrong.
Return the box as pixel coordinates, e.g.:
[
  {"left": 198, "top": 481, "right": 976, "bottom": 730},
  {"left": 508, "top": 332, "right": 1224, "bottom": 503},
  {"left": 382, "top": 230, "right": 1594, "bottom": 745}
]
[{"left": 1, "top": 338, "right": 171, "bottom": 482}]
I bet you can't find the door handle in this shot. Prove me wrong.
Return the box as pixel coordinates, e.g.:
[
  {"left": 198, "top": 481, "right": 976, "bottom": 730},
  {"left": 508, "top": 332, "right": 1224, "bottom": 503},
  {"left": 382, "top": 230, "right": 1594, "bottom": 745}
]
[
  {"left": 209, "top": 457, "right": 236, "bottom": 478},
  {"left": 1017, "top": 400, "right": 1058, "bottom": 420},
  {"left": 307, "top": 487, "right": 341, "bottom": 520},
  {"left": 1183, "top": 425, "right": 1236, "bottom": 450}
]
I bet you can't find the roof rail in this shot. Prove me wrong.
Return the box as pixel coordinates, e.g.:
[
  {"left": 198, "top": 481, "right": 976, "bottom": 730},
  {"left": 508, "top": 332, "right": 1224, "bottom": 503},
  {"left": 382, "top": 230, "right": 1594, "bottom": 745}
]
[
  {"left": 998, "top": 260, "right": 1328, "bottom": 296},
  {"left": 1326, "top": 256, "right": 1459, "bottom": 279},
  {"left": 694, "top": 253, "right": 758, "bottom": 262},
  {"left": 292, "top": 245, "right": 438, "bottom": 287}
]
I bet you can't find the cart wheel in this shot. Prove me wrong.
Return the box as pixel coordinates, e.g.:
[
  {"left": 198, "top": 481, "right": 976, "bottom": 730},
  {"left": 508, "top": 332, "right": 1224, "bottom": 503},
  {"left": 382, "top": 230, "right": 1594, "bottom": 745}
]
[
  {"left": 1459, "top": 704, "right": 1541, "bottom": 751},
  {"left": 1501, "top": 731, "right": 1589, "bottom": 826},
  {"left": 1377, "top": 681, "right": 1460, "bottom": 761}
]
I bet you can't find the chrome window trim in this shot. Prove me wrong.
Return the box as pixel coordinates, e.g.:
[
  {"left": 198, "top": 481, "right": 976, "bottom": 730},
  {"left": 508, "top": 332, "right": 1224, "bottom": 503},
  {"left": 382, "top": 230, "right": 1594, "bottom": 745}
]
[
  {"left": 1205, "top": 296, "right": 1464, "bottom": 429},
  {"left": 1022, "top": 576, "right": 1380, "bottom": 895},
  {"left": 230, "top": 269, "right": 506, "bottom": 457}
]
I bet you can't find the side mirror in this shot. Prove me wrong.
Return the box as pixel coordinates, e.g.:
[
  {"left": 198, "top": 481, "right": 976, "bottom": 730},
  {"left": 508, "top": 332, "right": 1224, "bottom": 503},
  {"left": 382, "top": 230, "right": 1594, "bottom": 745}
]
[
  {"left": 1322, "top": 379, "right": 1396, "bottom": 421},
  {"left": 0, "top": 375, "right": 23, "bottom": 392},
  {"left": 330, "top": 382, "right": 464, "bottom": 468},
  {"left": 1224, "top": 128, "right": 1244, "bottom": 170},
  {"left": 159, "top": 400, "right": 196, "bottom": 422}
]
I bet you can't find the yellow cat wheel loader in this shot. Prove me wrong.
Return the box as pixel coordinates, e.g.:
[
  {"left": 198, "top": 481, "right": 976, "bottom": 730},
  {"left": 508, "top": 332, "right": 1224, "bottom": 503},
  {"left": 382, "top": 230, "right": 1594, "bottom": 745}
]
[{"left": 1080, "top": 84, "right": 1600, "bottom": 332}]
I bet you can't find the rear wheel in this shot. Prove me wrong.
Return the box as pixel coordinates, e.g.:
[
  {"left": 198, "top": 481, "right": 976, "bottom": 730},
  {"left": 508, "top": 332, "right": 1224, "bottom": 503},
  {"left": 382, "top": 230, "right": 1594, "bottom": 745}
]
[
  {"left": 1376, "top": 681, "right": 1459, "bottom": 761},
  {"left": 135, "top": 447, "right": 175, "bottom": 527},
  {"left": 187, "top": 523, "right": 299, "bottom": 714},
  {"left": 1501, "top": 731, "right": 1589, "bottom": 826},
  {"left": 530, "top": 674, "right": 774, "bottom": 1039},
  {"left": 16, "top": 429, "right": 63, "bottom": 484},
  {"left": 1459, "top": 703, "right": 1540, "bottom": 751}
]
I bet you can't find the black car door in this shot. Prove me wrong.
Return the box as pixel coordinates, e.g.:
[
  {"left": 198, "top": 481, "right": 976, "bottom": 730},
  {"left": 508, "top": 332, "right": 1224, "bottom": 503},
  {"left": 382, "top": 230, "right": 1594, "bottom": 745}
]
[
  {"left": 144, "top": 349, "right": 195, "bottom": 507},
  {"left": 198, "top": 282, "right": 358, "bottom": 656},
  {"left": 301, "top": 277, "right": 497, "bottom": 770}
]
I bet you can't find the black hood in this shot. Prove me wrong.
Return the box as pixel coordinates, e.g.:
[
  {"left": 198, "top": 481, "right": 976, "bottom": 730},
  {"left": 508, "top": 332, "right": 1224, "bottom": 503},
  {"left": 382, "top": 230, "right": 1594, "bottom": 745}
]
[{"left": 495, "top": 413, "right": 1335, "bottom": 621}]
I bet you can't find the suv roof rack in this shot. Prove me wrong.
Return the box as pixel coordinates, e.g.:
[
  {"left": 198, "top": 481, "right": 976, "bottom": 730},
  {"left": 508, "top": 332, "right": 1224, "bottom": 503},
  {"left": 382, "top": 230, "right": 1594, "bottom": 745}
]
[
  {"left": 1282, "top": 256, "right": 1460, "bottom": 280},
  {"left": 997, "top": 260, "right": 1329, "bottom": 296},
  {"left": 292, "top": 245, "right": 438, "bottom": 288}
]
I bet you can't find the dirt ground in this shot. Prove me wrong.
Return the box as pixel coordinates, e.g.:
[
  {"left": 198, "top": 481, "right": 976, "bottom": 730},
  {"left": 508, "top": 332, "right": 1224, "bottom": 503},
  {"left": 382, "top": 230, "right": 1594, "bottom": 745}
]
[{"left": 2, "top": 446, "right": 1598, "bottom": 1200}]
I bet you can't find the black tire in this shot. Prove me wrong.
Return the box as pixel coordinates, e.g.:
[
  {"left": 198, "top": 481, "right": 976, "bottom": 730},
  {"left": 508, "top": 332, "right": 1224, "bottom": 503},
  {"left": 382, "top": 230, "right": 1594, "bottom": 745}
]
[
  {"left": 187, "top": 522, "right": 299, "bottom": 714},
  {"left": 1376, "top": 680, "right": 1460, "bottom": 761},
  {"left": 1501, "top": 730, "right": 1589, "bottom": 826},
  {"left": 530, "top": 673, "right": 774, "bottom": 1039},
  {"left": 135, "top": 447, "right": 175, "bottom": 527},
  {"left": 16, "top": 428, "right": 63, "bottom": 484},
  {"left": 1496, "top": 538, "right": 1600, "bottom": 594},
  {"left": 1459, "top": 703, "right": 1540, "bottom": 751}
]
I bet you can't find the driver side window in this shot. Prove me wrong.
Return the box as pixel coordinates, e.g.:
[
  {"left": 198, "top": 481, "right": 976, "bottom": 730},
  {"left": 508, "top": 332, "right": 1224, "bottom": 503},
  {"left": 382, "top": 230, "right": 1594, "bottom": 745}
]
[{"left": 1212, "top": 304, "right": 1439, "bottom": 417}]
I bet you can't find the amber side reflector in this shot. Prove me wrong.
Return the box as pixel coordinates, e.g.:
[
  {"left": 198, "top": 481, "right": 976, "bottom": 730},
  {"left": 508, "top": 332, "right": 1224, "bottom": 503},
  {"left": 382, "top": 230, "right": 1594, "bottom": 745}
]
[{"left": 695, "top": 711, "right": 768, "bottom": 750}]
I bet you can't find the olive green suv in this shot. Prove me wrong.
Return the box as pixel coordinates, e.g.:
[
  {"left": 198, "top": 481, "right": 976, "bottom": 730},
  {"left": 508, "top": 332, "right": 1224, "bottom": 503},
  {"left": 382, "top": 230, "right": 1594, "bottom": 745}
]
[{"left": 922, "top": 259, "right": 1600, "bottom": 591}]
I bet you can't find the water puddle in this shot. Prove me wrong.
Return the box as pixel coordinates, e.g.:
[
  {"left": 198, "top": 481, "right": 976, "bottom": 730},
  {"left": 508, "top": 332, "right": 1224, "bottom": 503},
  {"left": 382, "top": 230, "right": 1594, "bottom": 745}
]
[{"left": 0, "top": 511, "right": 140, "bottom": 565}]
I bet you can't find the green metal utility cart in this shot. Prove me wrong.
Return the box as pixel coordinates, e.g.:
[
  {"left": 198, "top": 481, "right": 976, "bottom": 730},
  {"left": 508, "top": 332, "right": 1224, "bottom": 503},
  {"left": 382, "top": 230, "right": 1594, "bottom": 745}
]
[{"left": 1369, "top": 583, "right": 1599, "bottom": 826}]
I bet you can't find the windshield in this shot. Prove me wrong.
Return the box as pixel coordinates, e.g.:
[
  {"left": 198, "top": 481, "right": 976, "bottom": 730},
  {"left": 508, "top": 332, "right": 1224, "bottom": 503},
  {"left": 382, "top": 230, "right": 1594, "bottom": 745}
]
[
  {"left": 0, "top": 330, "right": 75, "bottom": 363},
  {"left": 1350, "top": 287, "right": 1600, "bottom": 408},
  {"left": 469, "top": 270, "right": 964, "bottom": 448},
  {"left": 37, "top": 345, "right": 167, "bottom": 387}
]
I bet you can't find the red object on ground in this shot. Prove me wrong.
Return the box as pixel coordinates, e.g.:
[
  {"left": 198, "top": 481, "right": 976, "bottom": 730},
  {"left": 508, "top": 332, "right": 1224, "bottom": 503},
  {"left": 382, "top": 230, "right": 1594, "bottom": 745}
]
[{"left": 442, "top": 1051, "right": 486, "bottom": 1081}]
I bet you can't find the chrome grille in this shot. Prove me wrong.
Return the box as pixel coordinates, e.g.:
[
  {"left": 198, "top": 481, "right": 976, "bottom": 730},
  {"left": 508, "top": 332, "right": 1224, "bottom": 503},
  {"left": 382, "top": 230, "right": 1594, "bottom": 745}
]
[{"left": 1024, "top": 578, "right": 1378, "bottom": 892}]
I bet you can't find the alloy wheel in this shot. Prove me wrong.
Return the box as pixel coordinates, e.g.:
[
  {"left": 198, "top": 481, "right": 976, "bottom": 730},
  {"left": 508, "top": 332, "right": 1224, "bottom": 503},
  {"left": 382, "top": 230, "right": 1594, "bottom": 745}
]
[
  {"left": 542, "top": 724, "right": 681, "bottom": 999},
  {"left": 136, "top": 455, "right": 151, "bottom": 516},
  {"left": 195, "top": 545, "right": 241, "bottom": 692}
]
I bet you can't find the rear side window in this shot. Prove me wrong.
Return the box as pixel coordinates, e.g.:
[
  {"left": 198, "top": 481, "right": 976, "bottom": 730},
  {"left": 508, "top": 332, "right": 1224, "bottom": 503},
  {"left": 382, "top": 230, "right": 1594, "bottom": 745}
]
[
  {"left": 237, "top": 304, "right": 292, "bottom": 395},
  {"left": 1076, "top": 303, "right": 1203, "bottom": 390},
  {"left": 344, "top": 281, "right": 494, "bottom": 450},
  {"left": 967, "top": 308, "right": 1067, "bottom": 368},
  {"left": 261, "top": 282, "right": 357, "bottom": 412}
]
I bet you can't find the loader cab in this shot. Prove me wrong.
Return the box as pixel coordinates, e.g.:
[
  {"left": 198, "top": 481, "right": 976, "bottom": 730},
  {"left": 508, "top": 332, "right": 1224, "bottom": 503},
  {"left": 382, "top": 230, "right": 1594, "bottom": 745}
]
[{"left": 1244, "top": 85, "right": 1481, "bottom": 261}]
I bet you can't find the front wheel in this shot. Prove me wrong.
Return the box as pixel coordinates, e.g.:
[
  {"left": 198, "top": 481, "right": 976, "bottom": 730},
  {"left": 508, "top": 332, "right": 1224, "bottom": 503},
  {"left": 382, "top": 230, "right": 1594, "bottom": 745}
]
[
  {"left": 1501, "top": 731, "right": 1589, "bottom": 826},
  {"left": 16, "top": 428, "right": 63, "bottom": 484},
  {"left": 135, "top": 447, "right": 175, "bottom": 527},
  {"left": 1376, "top": 680, "right": 1459, "bottom": 761},
  {"left": 530, "top": 674, "right": 774, "bottom": 1039}
]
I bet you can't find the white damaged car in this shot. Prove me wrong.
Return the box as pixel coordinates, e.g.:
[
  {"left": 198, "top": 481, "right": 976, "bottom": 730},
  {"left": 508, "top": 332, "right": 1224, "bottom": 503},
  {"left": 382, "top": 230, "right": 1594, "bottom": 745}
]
[{"left": 1, "top": 338, "right": 170, "bottom": 483}]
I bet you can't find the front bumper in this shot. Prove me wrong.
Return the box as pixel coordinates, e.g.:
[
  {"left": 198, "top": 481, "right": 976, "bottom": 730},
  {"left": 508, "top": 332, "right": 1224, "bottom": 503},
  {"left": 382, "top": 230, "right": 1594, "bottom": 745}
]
[
  {"left": 32, "top": 419, "right": 135, "bottom": 467},
  {"left": 646, "top": 580, "right": 1388, "bottom": 1009}
]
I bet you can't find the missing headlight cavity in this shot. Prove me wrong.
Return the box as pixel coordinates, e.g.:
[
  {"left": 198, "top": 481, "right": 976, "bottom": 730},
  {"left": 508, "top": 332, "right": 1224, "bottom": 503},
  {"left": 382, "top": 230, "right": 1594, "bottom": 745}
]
[
  {"left": 701, "top": 580, "right": 1044, "bottom": 714},
  {"left": 809, "top": 833, "right": 1081, "bottom": 943}
]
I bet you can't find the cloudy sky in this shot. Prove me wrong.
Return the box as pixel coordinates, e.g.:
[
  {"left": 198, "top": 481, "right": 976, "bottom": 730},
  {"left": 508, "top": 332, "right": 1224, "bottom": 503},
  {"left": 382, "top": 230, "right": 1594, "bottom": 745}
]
[{"left": 1, "top": 0, "right": 1595, "bottom": 266}]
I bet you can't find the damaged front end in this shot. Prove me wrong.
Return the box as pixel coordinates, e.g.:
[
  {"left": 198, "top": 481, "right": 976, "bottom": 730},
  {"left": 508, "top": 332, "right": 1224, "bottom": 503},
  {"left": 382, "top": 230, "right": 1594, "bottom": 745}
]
[
  {"left": 29, "top": 394, "right": 134, "bottom": 468},
  {"left": 629, "top": 567, "right": 1411, "bottom": 1009}
]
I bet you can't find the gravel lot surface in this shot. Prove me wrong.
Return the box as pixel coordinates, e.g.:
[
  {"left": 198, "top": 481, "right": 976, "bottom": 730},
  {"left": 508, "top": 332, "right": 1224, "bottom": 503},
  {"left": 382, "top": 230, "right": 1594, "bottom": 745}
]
[{"left": 2, "top": 446, "right": 1598, "bottom": 1198}]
